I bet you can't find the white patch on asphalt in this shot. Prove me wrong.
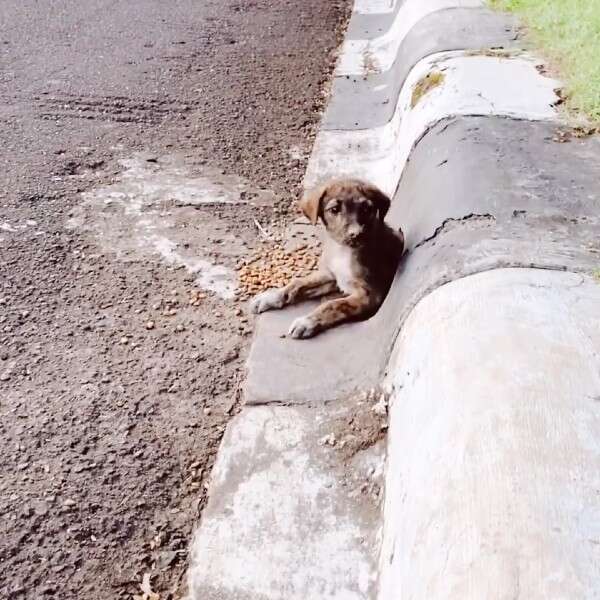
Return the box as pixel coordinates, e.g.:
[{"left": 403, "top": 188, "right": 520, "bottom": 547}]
[
  {"left": 150, "top": 235, "right": 235, "bottom": 299},
  {"left": 69, "top": 154, "right": 271, "bottom": 299},
  {"left": 0, "top": 222, "right": 19, "bottom": 232},
  {"left": 288, "top": 145, "right": 306, "bottom": 161},
  {"left": 306, "top": 52, "right": 560, "bottom": 197},
  {"left": 114, "top": 156, "right": 257, "bottom": 207},
  {"left": 0, "top": 220, "right": 42, "bottom": 237},
  {"left": 337, "top": 0, "right": 484, "bottom": 76}
]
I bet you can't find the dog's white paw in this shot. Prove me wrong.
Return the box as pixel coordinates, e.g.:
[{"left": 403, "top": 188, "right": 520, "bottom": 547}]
[
  {"left": 288, "top": 315, "right": 319, "bottom": 339},
  {"left": 249, "top": 288, "right": 286, "bottom": 314}
]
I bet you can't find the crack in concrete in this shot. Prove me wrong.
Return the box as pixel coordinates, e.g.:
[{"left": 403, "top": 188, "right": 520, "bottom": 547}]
[{"left": 414, "top": 212, "right": 496, "bottom": 249}]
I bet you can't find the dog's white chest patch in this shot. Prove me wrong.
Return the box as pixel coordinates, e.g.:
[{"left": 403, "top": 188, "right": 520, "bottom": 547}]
[{"left": 327, "top": 245, "right": 356, "bottom": 294}]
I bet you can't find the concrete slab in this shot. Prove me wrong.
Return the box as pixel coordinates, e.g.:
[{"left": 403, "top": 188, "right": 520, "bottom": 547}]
[
  {"left": 353, "top": 0, "right": 400, "bottom": 16},
  {"left": 247, "top": 117, "right": 600, "bottom": 406},
  {"left": 380, "top": 268, "right": 600, "bottom": 599},
  {"left": 326, "top": 8, "right": 518, "bottom": 130},
  {"left": 245, "top": 302, "right": 387, "bottom": 404},
  {"left": 187, "top": 401, "right": 386, "bottom": 600},
  {"left": 346, "top": 0, "right": 402, "bottom": 41}
]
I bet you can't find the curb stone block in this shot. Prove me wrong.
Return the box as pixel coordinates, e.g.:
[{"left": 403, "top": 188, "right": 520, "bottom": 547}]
[
  {"left": 188, "top": 403, "right": 384, "bottom": 600},
  {"left": 380, "top": 269, "right": 600, "bottom": 598},
  {"left": 328, "top": 7, "right": 518, "bottom": 130}
]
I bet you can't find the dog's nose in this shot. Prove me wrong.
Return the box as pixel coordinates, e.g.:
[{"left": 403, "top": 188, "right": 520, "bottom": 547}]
[{"left": 347, "top": 225, "right": 362, "bottom": 238}]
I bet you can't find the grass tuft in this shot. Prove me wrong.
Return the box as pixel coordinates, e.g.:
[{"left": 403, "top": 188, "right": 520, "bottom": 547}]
[
  {"left": 411, "top": 71, "right": 445, "bottom": 108},
  {"left": 490, "top": 0, "right": 600, "bottom": 121}
]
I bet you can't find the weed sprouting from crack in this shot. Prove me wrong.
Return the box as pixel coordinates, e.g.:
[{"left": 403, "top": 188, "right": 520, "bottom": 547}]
[
  {"left": 464, "top": 47, "right": 515, "bottom": 59},
  {"left": 411, "top": 71, "right": 445, "bottom": 108}
]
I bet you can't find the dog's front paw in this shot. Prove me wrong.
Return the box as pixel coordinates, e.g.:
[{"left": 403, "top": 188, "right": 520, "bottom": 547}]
[
  {"left": 249, "top": 288, "right": 286, "bottom": 314},
  {"left": 288, "top": 315, "right": 319, "bottom": 339}
]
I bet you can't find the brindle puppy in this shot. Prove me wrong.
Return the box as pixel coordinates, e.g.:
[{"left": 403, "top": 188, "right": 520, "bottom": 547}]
[{"left": 250, "top": 178, "right": 404, "bottom": 339}]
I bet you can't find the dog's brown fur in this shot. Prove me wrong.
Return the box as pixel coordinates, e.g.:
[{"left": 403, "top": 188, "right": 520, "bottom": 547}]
[{"left": 250, "top": 178, "right": 404, "bottom": 339}]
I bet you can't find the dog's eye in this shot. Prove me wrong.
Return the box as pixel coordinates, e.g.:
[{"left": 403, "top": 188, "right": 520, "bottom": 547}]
[
  {"left": 358, "top": 204, "right": 372, "bottom": 218},
  {"left": 328, "top": 204, "right": 340, "bottom": 215}
]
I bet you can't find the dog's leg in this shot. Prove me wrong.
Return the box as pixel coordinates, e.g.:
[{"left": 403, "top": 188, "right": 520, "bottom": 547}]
[
  {"left": 249, "top": 271, "right": 337, "bottom": 314},
  {"left": 288, "top": 288, "right": 379, "bottom": 339}
]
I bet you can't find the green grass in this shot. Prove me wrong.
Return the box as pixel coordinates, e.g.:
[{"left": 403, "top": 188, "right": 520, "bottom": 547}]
[{"left": 490, "top": 0, "right": 600, "bottom": 122}]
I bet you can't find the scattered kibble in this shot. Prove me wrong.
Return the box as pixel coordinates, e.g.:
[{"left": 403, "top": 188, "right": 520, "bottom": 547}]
[
  {"left": 188, "top": 290, "right": 207, "bottom": 307},
  {"left": 235, "top": 244, "right": 319, "bottom": 301}
]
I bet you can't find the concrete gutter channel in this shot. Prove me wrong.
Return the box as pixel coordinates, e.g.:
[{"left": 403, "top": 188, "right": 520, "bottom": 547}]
[{"left": 188, "top": 2, "right": 600, "bottom": 599}]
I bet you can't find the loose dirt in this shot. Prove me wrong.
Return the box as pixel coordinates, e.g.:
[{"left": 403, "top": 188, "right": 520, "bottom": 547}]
[{"left": 0, "top": 1, "right": 350, "bottom": 598}]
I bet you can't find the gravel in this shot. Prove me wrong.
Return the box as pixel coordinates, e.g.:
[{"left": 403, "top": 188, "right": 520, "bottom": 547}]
[{"left": 0, "top": 0, "right": 350, "bottom": 598}]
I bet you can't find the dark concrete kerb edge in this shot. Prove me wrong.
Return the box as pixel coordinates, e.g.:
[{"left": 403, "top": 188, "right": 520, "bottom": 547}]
[{"left": 187, "top": 1, "right": 600, "bottom": 598}]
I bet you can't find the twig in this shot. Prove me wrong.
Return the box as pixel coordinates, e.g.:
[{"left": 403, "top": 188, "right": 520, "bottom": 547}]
[{"left": 252, "top": 218, "right": 271, "bottom": 240}]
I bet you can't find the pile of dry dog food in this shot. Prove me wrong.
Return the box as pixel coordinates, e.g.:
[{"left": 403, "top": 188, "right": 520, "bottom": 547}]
[{"left": 235, "top": 244, "right": 319, "bottom": 301}]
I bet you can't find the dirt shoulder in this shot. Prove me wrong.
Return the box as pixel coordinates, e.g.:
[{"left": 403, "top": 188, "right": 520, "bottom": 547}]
[{"left": 0, "top": 1, "right": 350, "bottom": 598}]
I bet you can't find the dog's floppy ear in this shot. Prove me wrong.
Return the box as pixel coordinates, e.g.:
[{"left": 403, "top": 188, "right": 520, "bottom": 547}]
[
  {"left": 299, "top": 184, "right": 328, "bottom": 225},
  {"left": 359, "top": 181, "right": 391, "bottom": 221}
]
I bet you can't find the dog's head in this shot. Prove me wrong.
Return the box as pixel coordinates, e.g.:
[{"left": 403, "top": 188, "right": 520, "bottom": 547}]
[{"left": 300, "top": 179, "right": 391, "bottom": 247}]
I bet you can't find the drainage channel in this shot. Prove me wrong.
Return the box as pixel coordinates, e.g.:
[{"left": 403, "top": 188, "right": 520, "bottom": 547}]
[{"left": 185, "top": 1, "right": 600, "bottom": 598}]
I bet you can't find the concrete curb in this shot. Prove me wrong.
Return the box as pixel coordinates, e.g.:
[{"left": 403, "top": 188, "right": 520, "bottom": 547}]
[
  {"left": 306, "top": 51, "right": 560, "bottom": 197},
  {"left": 353, "top": 0, "right": 400, "bottom": 17},
  {"left": 187, "top": 1, "right": 600, "bottom": 597},
  {"left": 326, "top": 6, "right": 519, "bottom": 130},
  {"left": 380, "top": 269, "right": 600, "bottom": 598},
  {"left": 188, "top": 401, "right": 385, "bottom": 600},
  {"left": 337, "top": 0, "right": 486, "bottom": 77}
]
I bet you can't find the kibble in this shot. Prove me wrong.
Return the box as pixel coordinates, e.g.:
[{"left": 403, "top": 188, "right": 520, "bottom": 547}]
[
  {"left": 235, "top": 244, "right": 319, "bottom": 301},
  {"left": 188, "top": 290, "right": 207, "bottom": 307}
]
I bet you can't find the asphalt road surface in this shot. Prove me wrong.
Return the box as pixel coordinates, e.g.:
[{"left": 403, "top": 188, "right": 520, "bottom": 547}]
[{"left": 0, "top": 1, "right": 349, "bottom": 598}]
